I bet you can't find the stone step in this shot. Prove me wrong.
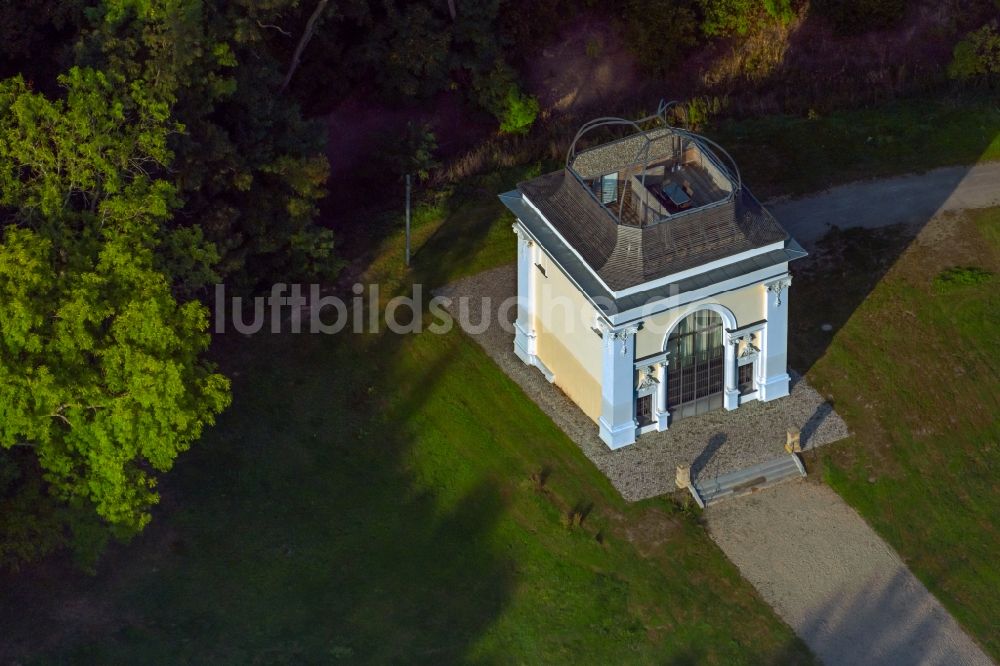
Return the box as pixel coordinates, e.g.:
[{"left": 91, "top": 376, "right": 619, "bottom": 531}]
[
  {"left": 699, "top": 464, "right": 799, "bottom": 503},
  {"left": 696, "top": 459, "right": 802, "bottom": 505},
  {"left": 697, "top": 456, "right": 797, "bottom": 495},
  {"left": 694, "top": 454, "right": 806, "bottom": 506}
]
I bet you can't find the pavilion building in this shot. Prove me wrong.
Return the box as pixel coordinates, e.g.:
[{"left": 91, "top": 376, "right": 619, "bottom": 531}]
[{"left": 499, "top": 112, "right": 806, "bottom": 448}]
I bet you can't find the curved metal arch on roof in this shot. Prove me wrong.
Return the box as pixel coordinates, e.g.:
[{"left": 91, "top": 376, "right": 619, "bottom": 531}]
[
  {"left": 565, "top": 101, "right": 743, "bottom": 225},
  {"left": 667, "top": 127, "right": 743, "bottom": 195}
]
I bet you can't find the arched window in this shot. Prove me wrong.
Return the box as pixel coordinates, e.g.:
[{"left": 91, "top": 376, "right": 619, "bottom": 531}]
[{"left": 666, "top": 310, "right": 725, "bottom": 420}]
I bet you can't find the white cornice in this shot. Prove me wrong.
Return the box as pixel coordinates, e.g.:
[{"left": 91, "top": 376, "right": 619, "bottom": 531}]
[
  {"left": 607, "top": 268, "right": 790, "bottom": 326},
  {"left": 612, "top": 240, "right": 786, "bottom": 298},
  {"left": 521, "top": 191, "right": 785, "bottom": 300}
]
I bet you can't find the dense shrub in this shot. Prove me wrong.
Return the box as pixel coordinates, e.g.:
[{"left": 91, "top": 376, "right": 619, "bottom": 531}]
[
  {"left": 620, "top": 0, "right": 700, "bottom": 74},
  {"left": 763, "top": 0, "right": 797, "bottom": 22},
  {"left": 949, "top": 24, "right": 1000, "bottom": 82},
  {"left": 933, "top": 266, "right": 994, "bottom": 290},
  {"left": 676, "top": 95, "right": 729, "bottom": 129},
  {"left": 811, "top": 0, "right": 909, "bottom": 33},
  {"left": 473, "top": 60, "right": 540, "bottom": 134},
  {"left": 698, "top": 0, "right": 796, "bottom": 37},
  {"left": 499, "top": 88, "right": 541, "bottom": 134}
]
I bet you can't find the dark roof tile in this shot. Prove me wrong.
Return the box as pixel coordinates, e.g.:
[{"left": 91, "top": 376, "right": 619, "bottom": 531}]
[{"left": 517, "top": 169, "right": 788, "bottom": 291}]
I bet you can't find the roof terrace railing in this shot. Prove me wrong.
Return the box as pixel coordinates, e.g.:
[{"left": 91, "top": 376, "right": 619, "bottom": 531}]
[{"left": 565, "top": 103, "right": 743, "bottom": 228}]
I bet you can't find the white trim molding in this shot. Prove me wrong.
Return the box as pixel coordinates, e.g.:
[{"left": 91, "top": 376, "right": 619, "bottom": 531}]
[
  {"left": 760, "top": 274, "right": 792, "bottom": 400},
  {"left": 513, "top": 222, "right": 543, "bottom": 376},
  {"left": 661, "top": 302, "right": 738, "bottom": 344},
  {"left": 597, "top": 321, "right": 640, "bottom": 448}
]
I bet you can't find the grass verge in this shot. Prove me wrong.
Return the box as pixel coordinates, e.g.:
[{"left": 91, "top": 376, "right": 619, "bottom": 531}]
[
  {"left": 803, "top": 207, "right": 1000, "bottom": 659},
  {"left": 709, "top": 96, "right": 1000, "bottom": 197}
]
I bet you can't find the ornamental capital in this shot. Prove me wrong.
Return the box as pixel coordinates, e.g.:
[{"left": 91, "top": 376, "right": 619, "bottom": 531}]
[
  {"left": 766, "top": 276, "right": 793, "bottom": 306},
  {"left": 612, "top": 325, "right": 640, "bottom": 356},
  {"left": 513, "top": 225, "right": 534, "bottom": 247},
  {"left": 738, "top": 333, "right": 760, "bottom": 358},
  {"left": 637, "top": 365, "right": 660, "bottom": 390},
  {"left": 597, "top": 320, "right": 639, "bottom": 356}
]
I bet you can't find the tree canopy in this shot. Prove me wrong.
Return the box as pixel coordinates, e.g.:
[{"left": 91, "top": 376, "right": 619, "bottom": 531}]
[
  {"left": 0, "top": 66, "right": 230, "bottom": 566},
  {"left": 79, "top": 0, "right": 337, "bottom": 293},
  {"left": 0, "top": 0, "right": 348, "bottom": 570}
]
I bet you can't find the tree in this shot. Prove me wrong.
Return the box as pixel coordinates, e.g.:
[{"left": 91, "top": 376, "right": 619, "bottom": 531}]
[
  {"left": 949, "top": 24, "right": 1000, "bottom": 83},
  {"left": 697, "top": 0, "right": 796, "bottom": 37},
  {"left": 382, "top": 121, "right": 441, "bottom": 181},
  {"left": 620, "top": 0, "right": 700, "bottom": 75},
  {"left": 0, "top": 0, "right": 84, "bottom": 83},
  {"left": 80, "top": 0, "right": 337, "bottom": 294},
  {"left": 811, "top": 0, "right": 908, "bottom": 33},
  {"left": 0, "top": 68, "right": 230, "bottom": 562},
  {"left": 365, "top": 3, "right": 454, "bottom": 98},
  {"left": 281, "top": 0, "right": 332, "bottom": 93}
]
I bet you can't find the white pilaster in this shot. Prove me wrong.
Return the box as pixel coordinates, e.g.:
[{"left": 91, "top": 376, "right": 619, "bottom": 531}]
[
  {"left": 597, "top": 321, "right": 639, "bottom": 449},
  {"left": 723, "top": 333, "right": 739, "bottom": 410},
  {"left": 760, "top": 276, "right": 792, "bottom": 400},
  {"left": 512, "top": 223, "right": 538, "bottom": 367},
  {"left": 656, "top": 361, "right": 669, "bottom": 430}
]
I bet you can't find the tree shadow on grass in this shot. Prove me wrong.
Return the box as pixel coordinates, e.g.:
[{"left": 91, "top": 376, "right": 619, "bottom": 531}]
[
  {"left": 0, "top": 161, "right": 547, "bottom": 664},
  {"left": 788, "top": 223, "right": 915, "bottom": 376},
  {"left": 795, "top": 568, "right": 991, "bottom": 665},
  {"left": 757, "top": 111, "right": 1000, "bottom": 377},
  {"left": 408, "top": 168, "right": 543, "bottom": 291},
  {"left": 0, "top": 319, "right": 515, "bottom": 663}
]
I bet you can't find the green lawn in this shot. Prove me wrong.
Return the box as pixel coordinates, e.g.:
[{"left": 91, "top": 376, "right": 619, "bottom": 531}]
[
  {"left": 4, "top": 96, "right": 998, "bottom": 664},
  {"left": 800, "top": 208, "right": 1000, "bottom": 659},
  {"left": 0, "top": 167, "right": 812, "bottom": 664},
  {"left": 711, "top": 96, "right": 1000, "bottom": 197}
]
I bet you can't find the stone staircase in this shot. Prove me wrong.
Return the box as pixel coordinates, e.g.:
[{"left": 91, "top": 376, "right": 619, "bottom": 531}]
[{"left": 691, "top": 454, "right": 806, "bottom": 507}]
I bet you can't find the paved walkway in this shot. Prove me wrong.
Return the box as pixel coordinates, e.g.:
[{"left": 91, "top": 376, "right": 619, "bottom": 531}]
[
  {"left": 769, "top": 162, "right": 1000, "bottom": 245},
  {"left": 706, "top": 482, "right": 992, "bottom": 666},
  {"left": 437, "top": 264, "right": 848, "bottom": 501}
]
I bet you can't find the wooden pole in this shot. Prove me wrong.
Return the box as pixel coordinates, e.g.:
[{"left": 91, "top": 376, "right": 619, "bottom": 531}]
[{"left": 405, "top": 174, "right": 411, "bottom": 267}]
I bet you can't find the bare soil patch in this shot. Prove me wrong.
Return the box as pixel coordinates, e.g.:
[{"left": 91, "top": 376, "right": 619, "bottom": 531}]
[{"left": 523, "top": 16, "right": 642, "bottom": 115}]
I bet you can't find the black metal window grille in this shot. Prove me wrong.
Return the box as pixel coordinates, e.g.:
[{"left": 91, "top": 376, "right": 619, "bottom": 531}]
[
  {"left": 738, "top": 362, "right": 754, "bottom": 395},
  {"left": 636, "top": 394, "right": 653, "bottom": 426},
  {"left": 666, "top": 311, "right": 725, "bottom": 421}
]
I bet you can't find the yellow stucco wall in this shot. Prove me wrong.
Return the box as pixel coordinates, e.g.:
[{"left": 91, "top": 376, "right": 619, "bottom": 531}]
[
  {"left": 634, "top": 283, "right": 765, "bottom": 358},
  {"left": 533, "top": 252, "right": 603, "bottom": 423},
  {"left": 533, "top": 255, "right": 768, "bottom": 420}
]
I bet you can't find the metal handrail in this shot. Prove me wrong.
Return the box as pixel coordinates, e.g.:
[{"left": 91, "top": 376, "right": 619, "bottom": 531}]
[{"left": 565, "top": 101, "right": 743, "bottom": 227}]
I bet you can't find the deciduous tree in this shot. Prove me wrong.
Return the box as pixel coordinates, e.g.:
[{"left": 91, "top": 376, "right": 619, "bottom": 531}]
[
  {"left": 0, "top": 68, "right": 230, "bottom": 563},
  {"left": 81, "top": 0, "right": 337, "bottom": 293}
]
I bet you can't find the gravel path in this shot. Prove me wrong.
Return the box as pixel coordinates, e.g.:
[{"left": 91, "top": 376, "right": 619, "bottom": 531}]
[
  {"left": 706, "top": 482, "right": 993, "bottom": 666},
  {"left": 770, "top": 162, "right": 1000, "bottom": 245},
  {"left": 437, "top": 264, "right": 848, "bottom": 500}
]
